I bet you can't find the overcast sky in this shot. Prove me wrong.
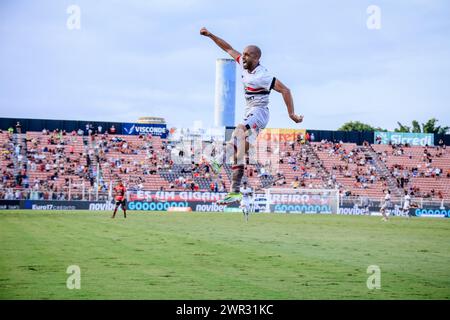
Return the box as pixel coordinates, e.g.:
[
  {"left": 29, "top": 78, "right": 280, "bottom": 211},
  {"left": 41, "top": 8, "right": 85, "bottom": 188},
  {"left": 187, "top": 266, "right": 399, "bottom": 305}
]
[{"left": 0, "top": 0, "right": 449, "bottom": 131}]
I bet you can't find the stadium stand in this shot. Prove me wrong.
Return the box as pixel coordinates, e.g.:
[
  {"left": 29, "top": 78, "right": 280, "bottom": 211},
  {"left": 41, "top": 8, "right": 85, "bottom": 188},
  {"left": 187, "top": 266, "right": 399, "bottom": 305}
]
[
  {"left": 0, "top": 127, "right": 449, "bottom": 202},
  {"left": 313, "top": 141, "right": 388, "bottom": 198},
  {"left": 372, "top": 144, "right": 450, "bottom": 199}
]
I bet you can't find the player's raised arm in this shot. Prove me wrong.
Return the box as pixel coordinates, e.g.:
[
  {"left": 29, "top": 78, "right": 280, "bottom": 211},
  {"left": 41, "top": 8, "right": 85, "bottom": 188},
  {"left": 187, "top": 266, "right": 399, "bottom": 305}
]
[
  {"left": 273, "top": 79, "right": 303, "bottom": 124},
  {"left": 200, "top": 27, "right": 241, "bottom": 61}
]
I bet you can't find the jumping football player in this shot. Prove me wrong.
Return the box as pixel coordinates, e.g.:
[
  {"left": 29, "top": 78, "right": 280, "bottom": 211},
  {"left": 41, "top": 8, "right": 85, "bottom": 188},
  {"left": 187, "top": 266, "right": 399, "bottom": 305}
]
[
  {"left": 112, "top": 180, "right": 127, "bottom": 219},
  {"left": 200, "top": 27, "right": 303, "bottom": 204}
]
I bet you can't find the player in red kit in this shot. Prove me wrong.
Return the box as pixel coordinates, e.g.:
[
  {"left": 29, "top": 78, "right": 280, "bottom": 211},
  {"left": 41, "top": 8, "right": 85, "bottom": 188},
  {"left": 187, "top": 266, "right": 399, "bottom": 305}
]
[{"left": 112, "top": 180, "right": 127, "bottom": 219}]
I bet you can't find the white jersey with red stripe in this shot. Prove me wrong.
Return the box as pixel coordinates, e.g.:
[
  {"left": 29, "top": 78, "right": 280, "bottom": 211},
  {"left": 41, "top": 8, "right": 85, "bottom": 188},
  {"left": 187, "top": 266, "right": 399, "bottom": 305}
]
[
  {"left": 236, "top": 55, "right": 276, "bottom": 115},
  {"left": 240, "top": 186, "right": 253, "bottom": 208}
]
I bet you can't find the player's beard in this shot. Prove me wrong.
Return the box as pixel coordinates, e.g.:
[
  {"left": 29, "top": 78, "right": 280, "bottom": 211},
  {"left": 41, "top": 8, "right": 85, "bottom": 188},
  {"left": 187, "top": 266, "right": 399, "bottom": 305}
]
[{"left": 243, "top": 60, "right": 256, "bottom": 71}]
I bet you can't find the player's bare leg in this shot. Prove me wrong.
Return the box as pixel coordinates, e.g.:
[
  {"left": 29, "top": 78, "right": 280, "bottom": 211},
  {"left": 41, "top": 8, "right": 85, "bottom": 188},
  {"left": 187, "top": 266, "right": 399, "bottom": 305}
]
[
  {"left": 407, "top": 205, "right": 416, "bottom": 218},
  {"left": 230, "top": 126, "right": 247, "bottom": 194},
  {"left": 123, "top": 206, "right": 127, "bottom": 218},
  {"left": 242, "top": 207, "right": 249, "bottom": 222},
  {"left": 112, "top": 205, "right": 119, "bottom": 219},
  {"left": 218, "top": 125, "right": 248, "bottom": 205},
  {"left": 404, "top": 208, "right": 410, "bottom": 219},
  {"left": 380, "top": 208, "right": 389, "bottom": 221}
]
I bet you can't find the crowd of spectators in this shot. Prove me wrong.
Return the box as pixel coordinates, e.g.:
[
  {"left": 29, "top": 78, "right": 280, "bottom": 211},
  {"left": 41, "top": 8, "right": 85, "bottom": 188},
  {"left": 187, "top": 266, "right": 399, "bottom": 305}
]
[
  {"left": 260, "top": 137, "right": 330, "bottom": 189},
  {"left": 376, "top": 143, "right": 449, "bottom": 199},
  {"left": 312, "top": 140, "right": 387, "bottom": 194},
  {"left": 1, "top": 126, "right": 449, "bottom": 201},
  {"left": 0, "top": 127, "right": 108, "bottom": 200}
]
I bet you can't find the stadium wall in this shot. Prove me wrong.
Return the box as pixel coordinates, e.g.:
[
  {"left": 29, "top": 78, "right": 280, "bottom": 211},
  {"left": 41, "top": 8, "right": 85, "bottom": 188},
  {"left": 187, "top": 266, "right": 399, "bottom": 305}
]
[
  {"left": 225, "top": 127, "right": 377, "bottom": 145},
  {"left": 0, "top": 117, "right": 168, "bottom": 138},
  {"left": 226, "top": 126, "right": 450, "bottom": 146},
  {"left": 306, "top": 129, "right": 375, "bottom": 145},
  {"left": 0, "top": 117, "right": 123, "bottom": 134}
]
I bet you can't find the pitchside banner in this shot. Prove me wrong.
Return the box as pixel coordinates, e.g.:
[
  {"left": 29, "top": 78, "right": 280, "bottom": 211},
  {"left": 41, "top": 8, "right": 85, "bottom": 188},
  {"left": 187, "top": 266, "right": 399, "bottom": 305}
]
[
  {"left": 225, "top": 128, "right": 306, "bottom": 143},
  {"left": 23, "top": 200, "right": 114, "bottom": 211},
  {"left": 0, "top": 197, "right": 448, "bottom": 217},
  {"left": 413, "top": 207, "right": 450, "bottom": 218},
  {"left": 374, "top": 131, "right": 434, "bottom": 146},
  {"left": 127, "top": 191, "right": 239, "bottom": 212},
  {"left": 0, "top": 200, "right": 114, "bottom": 210},
  {"left": 338, "top": 203, "right": 450, "bottom": 218},
  {"left": 122, "top": 123, "right": 168, "bottom": 138},
  {"left": 0, "top": 200, "right": 21, "bottom": 210},
  {"left": 267, "top": 193, "right": 336, "bottom": 214}
]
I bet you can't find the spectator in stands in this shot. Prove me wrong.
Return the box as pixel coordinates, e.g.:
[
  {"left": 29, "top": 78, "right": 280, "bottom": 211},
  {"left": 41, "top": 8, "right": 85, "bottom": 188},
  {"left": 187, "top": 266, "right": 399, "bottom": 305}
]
[
  {"left": 289, "top": 140, "right": 295, "bottom": 151},
  {"left": 15, "top": 122, "right": 22, "bottom": 134},
  {"left": 258, "top": 167, "right": 269, "bottom": 178},
  {"left": 305, "top": 132, "right": 310, "bottom": 144},
  {"left": 299, "top": 133, "right": 305, "bottom": 144},
  {"left": 375, "top": 135, "right": 382, "bottom": 144},
  {"left": 434, "top": 167, "right": 441, "bottom": 177},
  {"left": 291, "top": 177, "right": 300, "bottom": 189},
  {"left": 327, "top": 177, "right": 334, "bottom": 188},
  {"left": 15, "top": 144, "right": 21, "bottom": 156}
]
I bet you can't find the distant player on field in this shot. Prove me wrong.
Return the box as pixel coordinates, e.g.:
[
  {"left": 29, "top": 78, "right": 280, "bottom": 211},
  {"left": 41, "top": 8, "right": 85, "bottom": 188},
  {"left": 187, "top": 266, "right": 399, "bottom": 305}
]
[
  {"left": 402, "top": 190, "right": 412, "bottom": 218},
  {"left": 112, "top": 180, "right": 127, "bottom": 219},
  {"left": 380, "top": 190, "right": 391, "bottom": 221},
  {"left": 240, "top": 181, "right": 253, "bottom": 222},
  {"left": 200, "top": 27, "right": 303, "bottom": 205}
]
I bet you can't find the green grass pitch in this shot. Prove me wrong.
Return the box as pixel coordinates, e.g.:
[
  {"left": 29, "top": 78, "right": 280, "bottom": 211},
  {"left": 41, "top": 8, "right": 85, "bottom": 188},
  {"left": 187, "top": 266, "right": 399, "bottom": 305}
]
[{"left": 0, "top": 210, "right": 449, "bottom": 299}]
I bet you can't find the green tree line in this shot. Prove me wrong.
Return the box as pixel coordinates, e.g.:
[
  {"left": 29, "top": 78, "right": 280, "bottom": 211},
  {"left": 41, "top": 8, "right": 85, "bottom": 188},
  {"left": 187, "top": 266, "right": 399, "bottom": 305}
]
[{"left": 338, "top": 118, "right": 449, "bottom": 134}]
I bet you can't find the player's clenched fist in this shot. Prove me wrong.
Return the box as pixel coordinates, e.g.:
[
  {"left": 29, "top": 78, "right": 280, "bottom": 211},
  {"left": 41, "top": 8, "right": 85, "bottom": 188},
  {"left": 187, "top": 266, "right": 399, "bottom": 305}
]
[
  {"left": 200, "top": 27, "right": 211, "bottom": 37},
  {"left": 290, "top": 114, "right": 304, "bottom": 124}
]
